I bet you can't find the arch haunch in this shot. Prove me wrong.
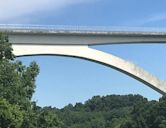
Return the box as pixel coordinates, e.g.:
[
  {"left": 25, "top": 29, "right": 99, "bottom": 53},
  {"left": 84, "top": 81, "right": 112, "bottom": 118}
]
[{"left": 12, "top": 44, "right": 166, "bottom": 95}]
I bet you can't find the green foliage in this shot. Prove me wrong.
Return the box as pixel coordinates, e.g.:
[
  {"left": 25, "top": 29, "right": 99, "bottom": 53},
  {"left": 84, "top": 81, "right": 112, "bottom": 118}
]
[
  {"left": 0, "top": 59, "right": 39, "bottom": 107},
  {"left": 52, "top": 95, "right": 166, "bottom": 128},
  {"left": 56, "top": 95, "right": 146, "bottom": 128},
  {"left": 0, "top": 98, "right": 23, "bottom": 128},
  {"left": 0, "top": 34, "right": 61, "bottom": 127},
  {"left": 0, "top": 33, "right": 14, "bottom": 60},
  {"left": 37, "top": 107, "right": 63, "bottom": 128}
]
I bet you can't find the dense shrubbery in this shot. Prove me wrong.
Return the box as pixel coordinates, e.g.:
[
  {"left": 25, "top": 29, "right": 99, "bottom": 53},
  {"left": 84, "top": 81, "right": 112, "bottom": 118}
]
[{"left": 1, "top": 33, "right": 166, "bottom": 128}]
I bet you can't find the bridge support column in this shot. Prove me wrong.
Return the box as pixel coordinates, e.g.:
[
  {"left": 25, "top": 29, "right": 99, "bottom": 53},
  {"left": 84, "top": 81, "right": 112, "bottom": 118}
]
[{"left": 12, "top": 44, "right": 166, "bottom": 95}]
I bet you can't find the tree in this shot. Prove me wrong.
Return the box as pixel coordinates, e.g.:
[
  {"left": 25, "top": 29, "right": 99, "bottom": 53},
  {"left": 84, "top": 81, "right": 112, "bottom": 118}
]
[
  {"left": 0, "top": 33, "right": 62, "bottom": 127},
  {"left": 37, "top": 107, "right": 62, "bottom": 128},
  {"left": 0, "top": 33, "right": 14, "bottom": 60},
  {"left": 0, "top": 98, "right": 23, "bottom": 128},
  {"left": 0, "top": 33, "right": 39, "bottom": 127}
]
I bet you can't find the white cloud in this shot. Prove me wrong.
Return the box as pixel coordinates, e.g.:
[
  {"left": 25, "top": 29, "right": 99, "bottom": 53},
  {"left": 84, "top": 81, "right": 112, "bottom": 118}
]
[
  {"left": 135, "top": 13, "right": 166, "bottom": 26},
  {"left": 0, "top": 0, "right": 95, "bottom": 22},
  {"left": 124, "top": 13, "right": 166, "bottom": 27}
]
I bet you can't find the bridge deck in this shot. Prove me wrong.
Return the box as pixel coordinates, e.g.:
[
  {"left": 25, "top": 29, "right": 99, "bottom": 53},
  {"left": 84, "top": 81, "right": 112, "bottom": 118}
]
[
  {"left": 1, "top": 24, "right": 166, "bottom": 45},
  {"left": 0, "top": 24, "right": 166, "bottom": 34}
]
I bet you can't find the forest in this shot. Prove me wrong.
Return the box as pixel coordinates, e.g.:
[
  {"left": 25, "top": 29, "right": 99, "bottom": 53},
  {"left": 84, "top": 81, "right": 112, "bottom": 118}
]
[{"left": 0, "top": 33, "right": 166, "bottom": 128}]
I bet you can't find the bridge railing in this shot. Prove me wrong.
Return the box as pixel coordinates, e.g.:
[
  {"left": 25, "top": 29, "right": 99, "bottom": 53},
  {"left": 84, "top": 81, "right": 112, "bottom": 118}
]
[{"left": 0, "top": 24, "right": 166, "bottom": 33}]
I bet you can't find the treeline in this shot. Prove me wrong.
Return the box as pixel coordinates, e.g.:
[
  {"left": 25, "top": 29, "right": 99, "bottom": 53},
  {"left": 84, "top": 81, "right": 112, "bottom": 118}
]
[
  {"left": 1, "top": 33, "right": 166, "bottom": 128},
  {"left": 43, "top": 94, "right": 166, "bottom": 128}
]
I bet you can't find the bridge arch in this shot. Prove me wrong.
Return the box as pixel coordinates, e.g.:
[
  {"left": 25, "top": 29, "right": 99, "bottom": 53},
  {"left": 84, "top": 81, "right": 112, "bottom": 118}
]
[{"left": 13, "top": 44, "right": 166, "bottom": 95}]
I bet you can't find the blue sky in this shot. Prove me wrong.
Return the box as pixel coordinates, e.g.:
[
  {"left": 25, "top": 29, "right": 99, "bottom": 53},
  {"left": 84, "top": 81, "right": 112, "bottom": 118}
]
[
  {"left": 1, "top": 0, "right": 166, "bottom": 108},
  {"left": 1, "top": 0, "right": 166, "bottom": 27}
]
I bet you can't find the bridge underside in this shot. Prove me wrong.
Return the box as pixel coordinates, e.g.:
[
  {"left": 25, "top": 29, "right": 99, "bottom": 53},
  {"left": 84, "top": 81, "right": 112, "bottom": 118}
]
[
  {"left": 12, "top": 44, "right": 166, "bottom": 95},
  {"left": 8, "top": 32, "right": 166, "bottom": 45}
]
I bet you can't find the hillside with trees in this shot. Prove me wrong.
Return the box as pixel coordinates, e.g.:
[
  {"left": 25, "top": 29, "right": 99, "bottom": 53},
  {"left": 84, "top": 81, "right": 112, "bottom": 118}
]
[
  {"left": 1, "top": 33, "right": 166, "bottom": 128},
  {"left": 45, "top": 94, "right": 166, "bottom": 128}
]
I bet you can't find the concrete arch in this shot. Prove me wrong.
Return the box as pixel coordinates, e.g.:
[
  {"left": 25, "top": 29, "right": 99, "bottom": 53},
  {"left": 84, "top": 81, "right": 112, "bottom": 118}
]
[{"left": 12, "top": 44, "right": 166, "bottom": 95}]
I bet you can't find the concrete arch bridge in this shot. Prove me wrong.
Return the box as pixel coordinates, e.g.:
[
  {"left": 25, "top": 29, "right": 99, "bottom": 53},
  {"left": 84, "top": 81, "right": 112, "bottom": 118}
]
[{"left": 0, "top": 24, "right": 166, "bottom": 95}]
